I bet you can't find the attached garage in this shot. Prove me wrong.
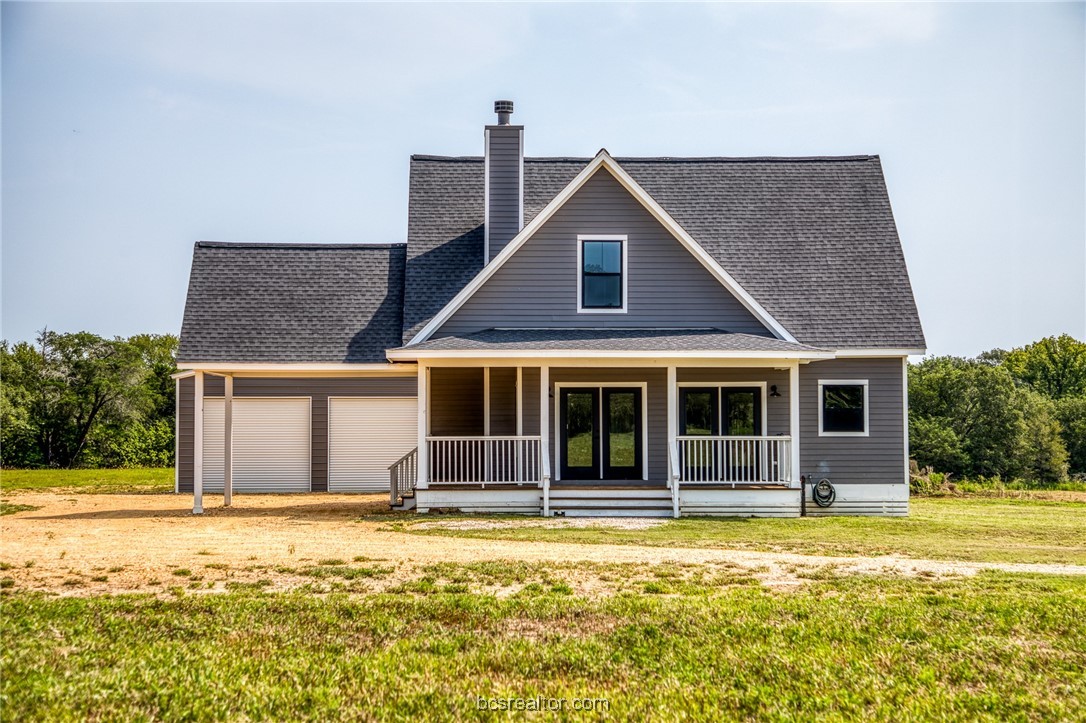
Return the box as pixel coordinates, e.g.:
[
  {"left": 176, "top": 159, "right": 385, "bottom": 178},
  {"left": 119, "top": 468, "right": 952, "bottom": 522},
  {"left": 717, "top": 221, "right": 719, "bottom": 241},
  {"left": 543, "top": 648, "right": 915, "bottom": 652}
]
[
  {"left": 201, "top": 397, "right": 312, "bottom": 492},
  {"left": 328, "top": 397, "right": 417, "bottom": 492}
]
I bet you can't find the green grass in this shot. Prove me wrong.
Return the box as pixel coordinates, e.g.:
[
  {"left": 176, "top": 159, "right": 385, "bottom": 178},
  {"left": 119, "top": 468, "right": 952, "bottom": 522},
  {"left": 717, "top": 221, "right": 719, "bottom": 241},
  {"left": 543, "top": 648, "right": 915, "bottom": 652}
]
[
  {"left": 0, "top": 468, "right": 173, "bottom": 494},
  {"left": 0, "top": 502, "right": 41, "bottom": 516},
  {"left": 396, "top": 497, "right": 1086, "bottom": 566},
  {"left": 2, "top": 572, "right": 1084, "bottom": 720}
]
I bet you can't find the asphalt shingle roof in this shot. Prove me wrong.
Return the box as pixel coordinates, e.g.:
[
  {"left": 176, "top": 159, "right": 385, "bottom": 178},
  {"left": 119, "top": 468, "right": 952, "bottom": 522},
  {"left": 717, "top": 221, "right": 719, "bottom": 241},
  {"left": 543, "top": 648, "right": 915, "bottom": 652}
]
[
  {"left": 178, "top": 242, "right": 405, "bottom": 363},
  {"left": 404, "top": 155, "right": 925, "bottom": 349},
  {"left": 394, "top": 328, "right": 828, "bottom": 354}
]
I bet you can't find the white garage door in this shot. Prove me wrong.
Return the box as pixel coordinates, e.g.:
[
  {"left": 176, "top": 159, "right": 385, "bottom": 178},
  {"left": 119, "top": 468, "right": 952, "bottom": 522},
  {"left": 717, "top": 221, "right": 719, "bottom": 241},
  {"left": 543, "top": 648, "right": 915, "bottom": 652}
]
[
  {"left": 328, "top": 397, "right": 417, "bottom": 492},
  {"left": 202, "top": 397, "right": 311, "bottom": 493}
]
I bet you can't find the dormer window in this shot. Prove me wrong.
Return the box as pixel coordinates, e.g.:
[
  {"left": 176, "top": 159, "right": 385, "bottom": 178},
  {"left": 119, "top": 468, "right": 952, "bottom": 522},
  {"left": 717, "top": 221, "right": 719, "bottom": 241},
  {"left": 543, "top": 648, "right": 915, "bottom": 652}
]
[{"left": 577, "top": 235, "right": 627, "bottom": 313}]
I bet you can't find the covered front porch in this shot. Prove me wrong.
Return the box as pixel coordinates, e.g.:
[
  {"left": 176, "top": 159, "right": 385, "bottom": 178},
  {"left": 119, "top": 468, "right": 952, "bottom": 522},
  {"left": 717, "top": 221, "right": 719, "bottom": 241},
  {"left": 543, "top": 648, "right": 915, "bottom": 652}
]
[{"left": 388, "top": 330, "right": 833, "bottom": 517}]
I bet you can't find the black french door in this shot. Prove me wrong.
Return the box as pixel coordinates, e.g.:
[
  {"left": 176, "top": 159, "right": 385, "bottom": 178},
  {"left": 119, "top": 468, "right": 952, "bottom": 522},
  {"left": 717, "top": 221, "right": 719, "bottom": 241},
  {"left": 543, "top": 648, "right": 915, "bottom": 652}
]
[{"left": 560, "top": 387, "right": 643, "bottom": 481}]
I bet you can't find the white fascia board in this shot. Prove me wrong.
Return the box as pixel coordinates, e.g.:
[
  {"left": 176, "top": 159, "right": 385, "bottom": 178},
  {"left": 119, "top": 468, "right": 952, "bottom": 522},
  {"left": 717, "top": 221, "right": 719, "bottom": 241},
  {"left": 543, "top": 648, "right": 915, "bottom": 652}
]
[
  {"left": 386, "top": 348, "right": 834, "bottom": 362},
  {"left": 406, "top": 150, "right": 797, "bottom": 345},
  {"left": 834, "top": 349, "right": 926, "bottom": 358},
  {"left": 170, "top": 369, "right": 196, "bottom": 380}
]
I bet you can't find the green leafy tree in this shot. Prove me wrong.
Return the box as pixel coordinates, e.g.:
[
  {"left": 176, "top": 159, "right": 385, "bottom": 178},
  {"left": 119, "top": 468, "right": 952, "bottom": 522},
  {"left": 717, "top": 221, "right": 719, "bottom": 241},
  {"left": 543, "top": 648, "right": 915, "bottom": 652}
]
[
  {"left": 1003, "top": 334, "right": 1086, "bottom": 400},
  {"left": 0, "top": 330, "right": 174, "bottom": 468},
  {"left": 909, "top": 357, "right": 1026, "bottom": 478},
  {"left": 908, "top": 415, "right": 969, "bottom": 476},
  {"left": 1015, "top": 390, "right": 1069, "bottom": 482},
  {"left": 1054, "top": 396, "right": 1086, "bottom": 475}
]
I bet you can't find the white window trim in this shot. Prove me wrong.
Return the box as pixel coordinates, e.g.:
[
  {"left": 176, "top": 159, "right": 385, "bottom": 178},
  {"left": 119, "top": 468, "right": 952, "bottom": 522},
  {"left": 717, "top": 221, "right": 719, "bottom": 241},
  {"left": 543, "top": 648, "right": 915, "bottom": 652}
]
[
  {"left": 676, "top": 382, "right": 768, "bottom": 437},
  {"left": 553, "top": 381, "right": 648, "bottom": 481},
  {"left": 818, "top": 379, "right": 869, "bottom": 437},
  {"left": 576, "top": 234, "right": 628, "bottom": 314}
]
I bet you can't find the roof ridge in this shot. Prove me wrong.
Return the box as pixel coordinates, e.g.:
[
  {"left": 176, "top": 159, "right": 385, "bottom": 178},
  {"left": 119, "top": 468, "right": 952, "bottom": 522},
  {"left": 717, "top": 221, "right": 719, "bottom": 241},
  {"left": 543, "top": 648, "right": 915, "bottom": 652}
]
[
  {"left": 411, "top": 154, "right": 879, "bottom": 164},
  {"left": 195, "top": 241, "right": 406, "bottom": 250}
]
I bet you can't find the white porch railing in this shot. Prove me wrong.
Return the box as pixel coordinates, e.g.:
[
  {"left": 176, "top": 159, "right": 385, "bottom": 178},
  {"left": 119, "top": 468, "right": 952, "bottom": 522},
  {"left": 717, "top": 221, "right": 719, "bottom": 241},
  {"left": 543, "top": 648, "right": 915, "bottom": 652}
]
[
  {"left": 677, "top": 436, "right": 792, "bottom": 485},
  {"left": 427, "top": 436, "right": 542, "bottom": 485},
  {"left": 388, "top": 447, "right": 417, "bottom": 506}
]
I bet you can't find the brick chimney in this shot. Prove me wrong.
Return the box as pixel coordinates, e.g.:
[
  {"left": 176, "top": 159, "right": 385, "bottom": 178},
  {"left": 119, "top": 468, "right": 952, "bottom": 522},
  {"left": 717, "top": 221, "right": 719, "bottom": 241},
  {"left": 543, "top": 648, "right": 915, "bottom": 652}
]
[{"left": 484, "top": 100, "right": 523, "bottom": 263}]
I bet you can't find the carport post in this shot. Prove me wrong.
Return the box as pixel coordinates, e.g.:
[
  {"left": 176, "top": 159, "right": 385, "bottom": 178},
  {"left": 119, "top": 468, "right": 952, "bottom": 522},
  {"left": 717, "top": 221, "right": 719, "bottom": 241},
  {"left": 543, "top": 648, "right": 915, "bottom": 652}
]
[
  {"left": 193, "top": 371, "right": 204, "bottom": 514},
  {"left": 223, "top": 374, "right": 233, "bottom": 507}
]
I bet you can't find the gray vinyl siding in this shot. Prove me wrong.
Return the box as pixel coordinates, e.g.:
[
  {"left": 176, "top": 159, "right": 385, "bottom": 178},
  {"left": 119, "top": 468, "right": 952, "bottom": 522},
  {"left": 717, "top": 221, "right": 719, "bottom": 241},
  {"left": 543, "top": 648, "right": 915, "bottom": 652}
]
[
  {"left": 429, "top": 368, "right": 484, "bottom": 436},
  {"left": 177, "top": 377, "right": 194, "bottom": 491},
  {"left": 677, "top": 368, "right": 790, "bottom": 436},
  {"left": 437, "top": 168, "right": 774, "bottom": 337},
  {"left": 177, "top": 375, "right": 417, "bottom": 494},
  {"left": 799, "top": 358, "right": 906, "bottom": 486},
  {"left": 488, "top": 368, "right": 517, "bottom": 435},
  {"left": 486, "top": 125, "right": 522, "bottom": 261},
  {"left": 549, "top": 368, "right": 668, "bottom": 482}
]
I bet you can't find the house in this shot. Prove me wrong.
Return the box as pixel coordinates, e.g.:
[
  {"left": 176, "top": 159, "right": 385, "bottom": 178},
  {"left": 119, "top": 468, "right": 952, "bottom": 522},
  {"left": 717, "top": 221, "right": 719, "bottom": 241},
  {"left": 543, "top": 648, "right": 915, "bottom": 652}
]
[{"left": 175, "top": 100, "right": 925, "bottom": 518}]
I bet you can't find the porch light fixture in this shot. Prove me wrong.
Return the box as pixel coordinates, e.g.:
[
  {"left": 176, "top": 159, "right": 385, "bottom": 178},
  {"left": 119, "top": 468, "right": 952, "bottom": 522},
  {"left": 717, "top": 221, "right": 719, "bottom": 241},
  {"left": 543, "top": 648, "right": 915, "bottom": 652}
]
[{"left": 769, "top": 385, "right": 781, "bottom": 397}]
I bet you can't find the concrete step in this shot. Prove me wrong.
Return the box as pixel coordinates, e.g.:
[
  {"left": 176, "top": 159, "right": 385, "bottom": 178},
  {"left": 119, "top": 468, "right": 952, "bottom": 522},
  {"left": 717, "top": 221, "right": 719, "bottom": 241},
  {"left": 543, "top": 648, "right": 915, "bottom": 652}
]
[
  {"left": 550, "top": 497, "right": 671, "bottom": 508},
  {"left": 553, "top": 506, "right": 674, "bottom": 518},
  {"left": 550, "top": 489, "right": 671, "bottom": 500}
]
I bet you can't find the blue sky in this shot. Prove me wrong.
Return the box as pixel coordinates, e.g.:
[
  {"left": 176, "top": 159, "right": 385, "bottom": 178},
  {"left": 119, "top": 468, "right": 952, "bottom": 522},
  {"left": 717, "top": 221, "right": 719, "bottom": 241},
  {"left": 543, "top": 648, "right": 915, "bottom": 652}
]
[{"left": 2, "top": 1, "right": 1083, "bottom": 356}]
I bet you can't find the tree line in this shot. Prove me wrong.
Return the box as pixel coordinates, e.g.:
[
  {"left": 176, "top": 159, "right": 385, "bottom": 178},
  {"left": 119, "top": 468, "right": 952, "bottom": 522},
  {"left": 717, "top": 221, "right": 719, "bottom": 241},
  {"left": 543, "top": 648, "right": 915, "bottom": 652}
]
[
  {"left": 1, "top": 331, "right": 177, "bottom": 468},
  {"left": 1, "top": 329, "right": 1083, "bottom": 482},
  {"left": 909, "top": 334, "right": 1086, "bottom": 483}
]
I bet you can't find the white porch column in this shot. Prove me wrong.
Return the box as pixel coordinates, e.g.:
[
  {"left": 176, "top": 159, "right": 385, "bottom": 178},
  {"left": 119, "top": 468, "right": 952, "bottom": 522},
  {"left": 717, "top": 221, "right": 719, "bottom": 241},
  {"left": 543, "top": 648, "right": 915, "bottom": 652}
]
[
  {"left": 483, "top": 367, "right": 490, "bottom": 483},
  {"left": 667, "top": 365, "right": 679, "bottom": 518},
  {"left": 539, "top": 365, "right": 550, "bottom": 517},
  {"left": 223, "top": 374, "right": 233, "bottom": 507},
  {"left": 417, "top": 364, "right": 429, "bottom": 490},
  {"left": 790, "top": 362, "right": 801, "bottom": 488},
  {"left": 515, "top": 366, "right": 523, "bottom": 482},
  {"left": 192, "top": 371, "right": 204, "bottom": 514},
  {"left": 515, "top": 367, "right": 523, "bottom": 436},
  {"left": 483, "top": 367, "right": 491, "bottom": 436}
]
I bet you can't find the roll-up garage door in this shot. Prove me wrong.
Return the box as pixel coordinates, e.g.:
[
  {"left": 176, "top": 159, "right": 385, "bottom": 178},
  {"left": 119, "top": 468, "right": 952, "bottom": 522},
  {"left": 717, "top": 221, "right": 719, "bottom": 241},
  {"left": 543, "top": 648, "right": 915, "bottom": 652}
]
[
  {"left": 201, "top": 397, "right": 311, "bottom": 492},
  {"left": 328, "top": 397, "right": 417, "bottom": 492}
]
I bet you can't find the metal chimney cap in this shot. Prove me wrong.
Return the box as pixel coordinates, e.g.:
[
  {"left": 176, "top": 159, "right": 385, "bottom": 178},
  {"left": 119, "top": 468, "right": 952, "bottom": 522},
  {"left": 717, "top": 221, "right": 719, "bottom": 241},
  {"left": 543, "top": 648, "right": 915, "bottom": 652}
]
[{"left": 494, "top": 99, "right": 514, "bottom": 124}]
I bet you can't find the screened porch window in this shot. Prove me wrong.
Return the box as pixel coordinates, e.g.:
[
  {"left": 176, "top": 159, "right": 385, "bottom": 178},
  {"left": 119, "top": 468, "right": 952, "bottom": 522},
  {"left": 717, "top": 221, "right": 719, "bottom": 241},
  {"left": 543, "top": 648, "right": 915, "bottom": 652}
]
[{"left": 578, "top": 236, "right": 626, "bottom": 312}]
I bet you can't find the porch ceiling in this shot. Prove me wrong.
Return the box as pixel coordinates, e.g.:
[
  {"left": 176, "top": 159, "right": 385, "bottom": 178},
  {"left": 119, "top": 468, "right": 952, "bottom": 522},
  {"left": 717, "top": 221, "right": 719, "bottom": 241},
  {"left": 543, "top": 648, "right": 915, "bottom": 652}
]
[{"left": 387, "top": 328, "right": 832, "bottom": 361}]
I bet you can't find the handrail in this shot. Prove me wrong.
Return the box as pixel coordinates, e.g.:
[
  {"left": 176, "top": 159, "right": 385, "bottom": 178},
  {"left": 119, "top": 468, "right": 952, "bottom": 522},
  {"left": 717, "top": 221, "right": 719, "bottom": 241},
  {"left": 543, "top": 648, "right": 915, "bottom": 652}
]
[
  {"left": 668, "top": 439, "right": 681, "bottom": 518},
  {"left": 540, "top": 443, "right": 552, "bottom": 517},
  {"left": 676, "top": 435, "right": 793, "bottom": 441},
  {"left": 426, "top": 435, "right": 541, "bottom": 441},
  {"left": 388, "top": 446, "right": 418, "bottom": 507}
]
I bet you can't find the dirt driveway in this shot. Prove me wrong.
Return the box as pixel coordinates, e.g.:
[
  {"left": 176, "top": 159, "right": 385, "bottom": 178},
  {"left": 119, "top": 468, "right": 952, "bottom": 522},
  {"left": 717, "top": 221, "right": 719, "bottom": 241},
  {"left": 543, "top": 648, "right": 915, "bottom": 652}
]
[{"left": 3, "top": 492, "right": 1084, "bottom": 596}]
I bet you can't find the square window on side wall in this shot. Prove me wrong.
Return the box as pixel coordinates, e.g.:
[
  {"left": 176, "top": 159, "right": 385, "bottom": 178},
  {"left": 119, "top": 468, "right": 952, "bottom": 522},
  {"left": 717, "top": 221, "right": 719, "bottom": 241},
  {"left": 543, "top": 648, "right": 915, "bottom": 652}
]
[{"left": 819, "top": 381, "right": 868, "bottom": 436}]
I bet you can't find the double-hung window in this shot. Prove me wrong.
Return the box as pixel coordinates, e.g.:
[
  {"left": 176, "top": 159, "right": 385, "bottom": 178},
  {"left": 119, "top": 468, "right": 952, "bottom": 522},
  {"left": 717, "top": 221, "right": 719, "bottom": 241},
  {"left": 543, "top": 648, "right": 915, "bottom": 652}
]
[
  {"left": 578, "top": 235, "right": 627, "bottom": 312},
  {"left": 818, "top": 380, "right": 869, "bottom": 436}
]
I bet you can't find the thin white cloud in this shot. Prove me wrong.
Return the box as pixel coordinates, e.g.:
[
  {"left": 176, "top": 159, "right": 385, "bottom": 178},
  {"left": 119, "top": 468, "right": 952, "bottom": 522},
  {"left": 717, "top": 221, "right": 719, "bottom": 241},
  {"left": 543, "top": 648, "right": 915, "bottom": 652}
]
[
  {"left": 32, "top": 3, "right": 534, "bottom": 107},
  {"left": 813, "top": 3, "right": 941, "bottom": 50}
]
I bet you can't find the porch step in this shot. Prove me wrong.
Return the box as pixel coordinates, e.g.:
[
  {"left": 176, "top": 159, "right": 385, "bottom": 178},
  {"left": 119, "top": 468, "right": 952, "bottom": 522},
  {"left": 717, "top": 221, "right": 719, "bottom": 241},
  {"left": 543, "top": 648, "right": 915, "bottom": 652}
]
[
  {"left": 549, "top": 488, "right": 671, "bottom": 501},
  {"left": 390, "top": 492, "right": 417, "bottom": 511},
  {"left": 550, "top": 496, "right": 671, "bottom": 508},
  {"left": 549, "top": 484, "right": 674, "bottom": 517},
  {"left": 553, "top": 506, "right": 674, "bottom": 518}
]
